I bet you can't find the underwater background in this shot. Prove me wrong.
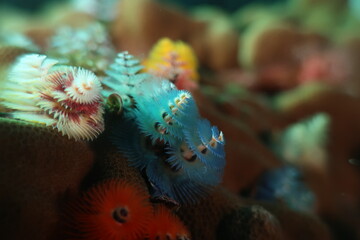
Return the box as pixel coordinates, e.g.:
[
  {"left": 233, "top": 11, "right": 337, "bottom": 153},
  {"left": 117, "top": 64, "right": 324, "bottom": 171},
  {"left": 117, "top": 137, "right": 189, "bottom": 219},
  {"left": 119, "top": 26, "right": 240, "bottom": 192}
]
[{"left": 0, "top": 0, "right": 359, "bottom": 239}]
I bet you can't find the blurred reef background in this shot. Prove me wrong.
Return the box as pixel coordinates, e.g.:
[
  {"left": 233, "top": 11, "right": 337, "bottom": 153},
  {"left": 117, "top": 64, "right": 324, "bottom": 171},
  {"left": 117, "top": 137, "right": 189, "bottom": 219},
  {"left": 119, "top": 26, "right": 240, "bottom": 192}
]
[{"left": 0, "top": 0, "right": 360, "bottom": 239}]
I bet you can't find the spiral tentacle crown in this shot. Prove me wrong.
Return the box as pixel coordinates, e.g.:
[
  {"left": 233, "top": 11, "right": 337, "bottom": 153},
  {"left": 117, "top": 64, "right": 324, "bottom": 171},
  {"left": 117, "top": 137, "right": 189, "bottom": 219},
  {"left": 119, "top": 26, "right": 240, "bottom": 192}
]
[
  {"left": 0, "top": 54, "right": 104, "bottom": 140},
  {"left": 106, "top": 52, "right": 226, "bottom": 204}
]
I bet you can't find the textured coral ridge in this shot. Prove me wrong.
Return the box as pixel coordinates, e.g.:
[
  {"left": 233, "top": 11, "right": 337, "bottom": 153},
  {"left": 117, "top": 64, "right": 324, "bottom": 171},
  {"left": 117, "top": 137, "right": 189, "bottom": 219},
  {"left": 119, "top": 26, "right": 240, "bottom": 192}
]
[
  {"left": 103, "top": 52, "right": 226, "bottom": 204},
  {"left": 65, "top": 180, "right": 152, "bottom": 240},
  {"left": 0, "top": 54, "right": 104, "bottom": 140},
  {"left": 0, "top": 117, "right": 94, "bottom": 240}
]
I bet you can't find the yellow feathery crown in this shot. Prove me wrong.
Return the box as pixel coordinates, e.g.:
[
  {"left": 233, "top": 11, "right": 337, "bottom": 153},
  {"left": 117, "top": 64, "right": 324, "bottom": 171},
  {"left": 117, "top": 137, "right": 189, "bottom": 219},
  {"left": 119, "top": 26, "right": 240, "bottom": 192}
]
[{"left": 143, "top": 38, "right": 199, "bottom": 82}]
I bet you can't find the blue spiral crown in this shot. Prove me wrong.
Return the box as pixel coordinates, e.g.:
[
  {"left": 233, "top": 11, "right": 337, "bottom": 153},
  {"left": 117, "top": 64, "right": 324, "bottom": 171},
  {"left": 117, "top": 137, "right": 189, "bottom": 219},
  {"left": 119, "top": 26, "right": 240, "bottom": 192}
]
[{"left": 104, "top": 52, "right": 226, "bottom": 204}]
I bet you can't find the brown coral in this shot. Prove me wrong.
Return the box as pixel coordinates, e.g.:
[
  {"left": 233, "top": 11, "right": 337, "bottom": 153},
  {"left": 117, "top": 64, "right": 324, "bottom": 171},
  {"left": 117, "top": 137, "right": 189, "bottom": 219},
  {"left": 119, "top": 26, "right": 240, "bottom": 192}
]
[{"left": 0, "top": 118, "right": 94, "bottom": 239}]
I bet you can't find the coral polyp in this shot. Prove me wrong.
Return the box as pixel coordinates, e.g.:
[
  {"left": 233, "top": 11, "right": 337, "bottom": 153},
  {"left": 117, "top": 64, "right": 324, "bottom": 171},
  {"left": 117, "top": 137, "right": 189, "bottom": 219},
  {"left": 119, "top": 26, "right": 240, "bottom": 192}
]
[
  {"left": 146, "top": 206, "right": 191, "bottom": 240},
  {"left": 65, "top": 180, "right": 152, "bottom": 240},
  {"left": 0, "top": 54, "right": 104, "bottom": 141}
]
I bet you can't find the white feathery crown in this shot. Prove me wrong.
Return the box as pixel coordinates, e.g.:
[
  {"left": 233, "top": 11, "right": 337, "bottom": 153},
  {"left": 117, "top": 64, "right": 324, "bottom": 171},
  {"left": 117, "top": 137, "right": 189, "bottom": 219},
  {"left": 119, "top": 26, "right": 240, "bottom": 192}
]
[
  {"left": 1, "top": 54, "right": 58, "bottom": 110},
  {"left": 0, "top": 53, "right": 105, "bottom": 141},
  {"left": 65, "top": 68, "right": 102, "bottom": 104}
]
